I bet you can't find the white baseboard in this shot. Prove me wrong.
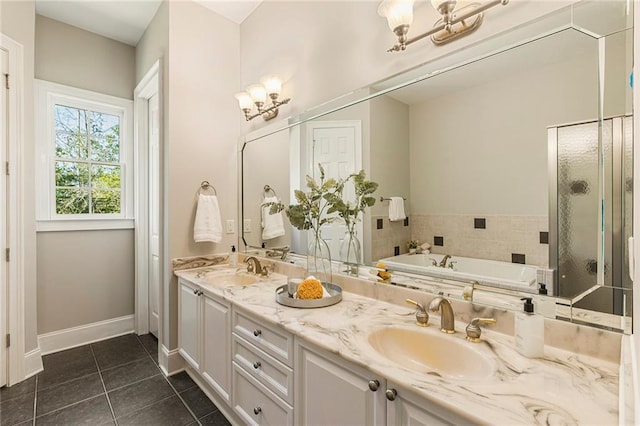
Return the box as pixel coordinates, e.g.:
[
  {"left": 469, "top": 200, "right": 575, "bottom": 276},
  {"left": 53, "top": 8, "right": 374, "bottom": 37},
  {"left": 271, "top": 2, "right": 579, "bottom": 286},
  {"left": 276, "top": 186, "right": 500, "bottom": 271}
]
[
  {"left": 24, "top": 347, "right": 43, "bottom": 380},
  {"left": 159, "top": 344, "right": 185, "bottom": 376},
  {"left": 38, "top": 315, "right": 135, "bottom": 355}
]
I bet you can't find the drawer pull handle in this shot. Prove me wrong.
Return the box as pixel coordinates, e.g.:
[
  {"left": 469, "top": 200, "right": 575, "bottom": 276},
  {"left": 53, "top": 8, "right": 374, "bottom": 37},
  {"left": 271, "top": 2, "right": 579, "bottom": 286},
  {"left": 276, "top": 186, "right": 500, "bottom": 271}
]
[
  {"left": 385, "top": 388, "right": 397, "bottom": 401},
  {"left": 253, "top": 361, "right": 261, "bottom": 369},
  {"left": 253, "top": 329, "right": 262, "bottom": 337},
  {"left": 368, "top": 380, "right": 380, "bottom": 391},
  {"left": 253, "top": 407, "right": 262, "bottom": 415}
]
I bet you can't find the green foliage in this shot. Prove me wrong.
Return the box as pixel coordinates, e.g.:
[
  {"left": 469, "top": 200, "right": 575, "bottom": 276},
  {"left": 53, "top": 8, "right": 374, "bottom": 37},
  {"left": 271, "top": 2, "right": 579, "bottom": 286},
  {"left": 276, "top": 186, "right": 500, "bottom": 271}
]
[{"left": 326, "top": 169, "right": 378, "bottom": 234}]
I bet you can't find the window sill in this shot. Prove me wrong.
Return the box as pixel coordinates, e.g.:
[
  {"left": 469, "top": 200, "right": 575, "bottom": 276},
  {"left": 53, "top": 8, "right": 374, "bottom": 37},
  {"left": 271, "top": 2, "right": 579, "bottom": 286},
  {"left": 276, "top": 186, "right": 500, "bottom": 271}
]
[{"left": 37, "top": 219, "right": 135, "bottom": 232}]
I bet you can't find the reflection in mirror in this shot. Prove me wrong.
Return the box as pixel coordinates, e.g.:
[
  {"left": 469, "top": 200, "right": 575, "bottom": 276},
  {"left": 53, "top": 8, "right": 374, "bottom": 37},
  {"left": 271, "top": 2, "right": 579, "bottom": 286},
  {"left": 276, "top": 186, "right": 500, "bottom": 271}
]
[{"left": 240, "top": 1, "right": 633, "bottom": 331}]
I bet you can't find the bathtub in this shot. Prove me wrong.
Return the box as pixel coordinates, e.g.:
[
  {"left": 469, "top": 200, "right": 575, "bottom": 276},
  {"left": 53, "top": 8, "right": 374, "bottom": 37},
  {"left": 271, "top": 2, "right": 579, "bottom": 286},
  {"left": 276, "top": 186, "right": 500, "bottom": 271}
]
[{"left": 377, "top": 253, "right": 538, "bottom": 293}]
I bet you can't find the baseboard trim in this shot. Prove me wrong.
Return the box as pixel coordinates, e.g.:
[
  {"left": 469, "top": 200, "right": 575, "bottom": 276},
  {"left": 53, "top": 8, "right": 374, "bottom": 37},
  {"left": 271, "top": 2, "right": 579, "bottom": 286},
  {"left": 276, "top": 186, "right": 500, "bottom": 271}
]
[
  {"left": 38, "top": 315, "right": 135, "bottom": 355},
  {"left": 159, "top": 344, "right": 185, "bottom": 376},
  {"left": 184, "top": 366, "right": 242, "bottom": 425},
  {"left": 24, "top": 347, "right": 43, "bottom": 379}
]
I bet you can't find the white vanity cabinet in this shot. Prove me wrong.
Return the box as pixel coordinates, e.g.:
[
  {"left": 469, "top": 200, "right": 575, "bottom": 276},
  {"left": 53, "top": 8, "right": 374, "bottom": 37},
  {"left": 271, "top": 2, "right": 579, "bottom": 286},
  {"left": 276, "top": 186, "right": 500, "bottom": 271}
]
[
  {"left": 231, "top": 307, "right": 294, "bottom": 425},
  {"left": 385, "top": 380, "right": 471, "bottom": 426},
  {"left": 177, "top": 278, "right": 231, "bottom": 402},
  {"left": 295, "top": 339, "right": 387, "bottom": 426}
]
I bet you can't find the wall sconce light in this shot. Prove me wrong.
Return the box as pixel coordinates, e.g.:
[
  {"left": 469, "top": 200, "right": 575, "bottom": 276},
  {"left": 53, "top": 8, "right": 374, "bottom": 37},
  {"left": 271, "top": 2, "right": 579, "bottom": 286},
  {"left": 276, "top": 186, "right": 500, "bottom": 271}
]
[
  {"left": 235, "top": 76, "right": 291, "bottom": 121},
  {"left": 378, "top": 0, "right": 509, "bottom": 52}
]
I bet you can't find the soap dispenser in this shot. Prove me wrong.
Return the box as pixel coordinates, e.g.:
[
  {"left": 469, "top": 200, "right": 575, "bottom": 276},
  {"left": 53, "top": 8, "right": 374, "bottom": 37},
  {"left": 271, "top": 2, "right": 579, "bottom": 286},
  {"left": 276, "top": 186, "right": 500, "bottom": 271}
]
[
  {"left": 535, "top": 283, "right": 556, "bottom": 318},
  {"left": 514, "top": 297, "right": 544, "bottom": 358},
  {"left": 230, "top": 245, "right": 237, "bottom": 267}
]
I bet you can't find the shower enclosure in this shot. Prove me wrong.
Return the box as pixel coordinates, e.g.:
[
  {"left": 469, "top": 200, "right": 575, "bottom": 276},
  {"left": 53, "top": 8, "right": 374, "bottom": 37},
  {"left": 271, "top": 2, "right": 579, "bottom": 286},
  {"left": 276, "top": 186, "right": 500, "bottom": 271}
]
[{"left": 549, "top": 115, "right": 633, "bottom": 315}]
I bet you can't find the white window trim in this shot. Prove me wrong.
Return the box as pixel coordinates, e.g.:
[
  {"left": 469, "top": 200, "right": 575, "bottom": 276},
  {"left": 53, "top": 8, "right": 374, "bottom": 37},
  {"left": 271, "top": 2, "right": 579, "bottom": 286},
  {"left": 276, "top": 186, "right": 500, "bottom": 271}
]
[{"left": 35, "top": 80, "right": 134, "bottom": 231}]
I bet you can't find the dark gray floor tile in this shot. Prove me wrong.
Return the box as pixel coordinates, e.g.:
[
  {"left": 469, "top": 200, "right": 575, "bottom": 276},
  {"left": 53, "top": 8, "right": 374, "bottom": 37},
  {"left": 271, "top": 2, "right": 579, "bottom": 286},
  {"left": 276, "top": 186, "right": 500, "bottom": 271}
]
[
  {"left": 167, "top": 371, "right": 196, "bottom": 393},
  {"left": 108, "top": 375, "right": 174, "bottom": 418},
  {"left": 0, "top": 392, "right": 34, "bottom": 426},
  {"left": 0, "top": 376, "right": 36, "bottom": 403},
  {"left": 91, "top": 334, "right": 148, "bottom": 370},
  {"left": 101, "top": 357, "right": 160, "bottom": 391},
  {"left": 199, "top": 409, "right": 231, "bottom": 426},
  {"left": 179, "top": 386, "right": 217, "bottom": 419},
  {"left": 116, "top": 395, "right": 195, "bottom": 426},
  {"left": 35, "top": 394, "right": 113, "bottom": 426},
  {"left": 38, "top": 346, "right": 97, "bottom": 390},
  {"left": 36, "top": 373, "right": 104, "bottom": 417},
  {"left": 137, "top": 334, "right": 158, "bottom": 359}
]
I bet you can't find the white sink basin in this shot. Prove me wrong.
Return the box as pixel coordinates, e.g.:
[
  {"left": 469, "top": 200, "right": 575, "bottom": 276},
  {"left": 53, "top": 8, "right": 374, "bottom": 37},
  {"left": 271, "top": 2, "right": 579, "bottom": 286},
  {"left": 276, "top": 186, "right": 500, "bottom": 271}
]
[
  {"left": 202, "top": 268, "right": 260, "bottom": 286},
  {"left": 367, "top": 327, "right": 495, "bottom": 381}
]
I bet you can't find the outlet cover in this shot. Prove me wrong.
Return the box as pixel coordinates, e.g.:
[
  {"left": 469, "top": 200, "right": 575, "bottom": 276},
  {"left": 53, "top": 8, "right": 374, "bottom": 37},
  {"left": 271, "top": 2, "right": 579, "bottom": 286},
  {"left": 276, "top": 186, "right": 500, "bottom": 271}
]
[
  {"left": 226, "top": 220, "right": 235, "bottom": 234},
  {"left": 243, "top": 219, "right": 251, "bottom": 233}
]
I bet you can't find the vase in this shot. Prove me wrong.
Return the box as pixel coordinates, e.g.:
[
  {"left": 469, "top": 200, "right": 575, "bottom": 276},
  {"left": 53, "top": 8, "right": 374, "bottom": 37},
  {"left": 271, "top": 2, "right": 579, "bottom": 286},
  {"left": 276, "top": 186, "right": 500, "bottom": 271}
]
[
  {"left": 307, "top": 230, "right": 333, "bottom": 283},
  {"left": 339, "top": 230, "right": 361, "bottom": 276}
]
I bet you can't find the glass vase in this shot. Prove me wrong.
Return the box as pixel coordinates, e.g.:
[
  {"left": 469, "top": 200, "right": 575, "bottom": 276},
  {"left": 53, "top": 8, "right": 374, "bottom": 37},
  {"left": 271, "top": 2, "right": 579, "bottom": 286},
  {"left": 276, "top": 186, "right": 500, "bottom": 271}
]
[
  {"left": 339, "top": 230, "right": 361, "bottom": 276},
  {"left": 307, "top": 230, "right": 333, "bottom": 283}
]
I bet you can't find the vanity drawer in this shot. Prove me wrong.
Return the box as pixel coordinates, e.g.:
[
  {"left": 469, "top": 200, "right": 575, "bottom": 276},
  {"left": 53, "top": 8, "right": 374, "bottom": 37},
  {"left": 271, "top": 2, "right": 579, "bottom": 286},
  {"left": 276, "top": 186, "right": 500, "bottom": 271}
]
[
  {"left": 232, "top": 308, "right": 293, "bottom": 367},
  {"left": 232, "top": 362, "right": 293, "bottom": 426},
  {"left": 233, "top": 334, "right": 294, "bottom": 405}
]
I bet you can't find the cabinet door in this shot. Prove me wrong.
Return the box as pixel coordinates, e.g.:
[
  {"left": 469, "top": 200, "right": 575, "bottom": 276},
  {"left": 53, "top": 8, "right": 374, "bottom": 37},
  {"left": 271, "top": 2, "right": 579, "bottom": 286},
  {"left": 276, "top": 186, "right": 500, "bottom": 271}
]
[
  {"left": 385, "top": 381, "right": 460, "bottom": 426},
  {"left": 178, "top": 280, "right": 201, "bottom": 370},
  {"left": 202, "top": 293, "right": 231, "bottom": 402},
  {"left": 296, "top": 342, "right": 385, "bottom": 426}
]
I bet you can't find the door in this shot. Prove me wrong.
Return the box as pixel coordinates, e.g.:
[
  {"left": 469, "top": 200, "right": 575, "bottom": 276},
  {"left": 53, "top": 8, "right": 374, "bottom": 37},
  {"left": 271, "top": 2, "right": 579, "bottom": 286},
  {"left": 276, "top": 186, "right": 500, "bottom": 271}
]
[
  {"left": 202, "top": 294, "right": 231, "bottom": 402},
  {"left": 148, "top": 93, "right": 160, "bottom": 337},
  {"left": 178, "top": 280, "right": 201, "bottom": 370},
  {"left": 0, "top": 48, "right": 7, "bottom": 388},
  {"left": 309, "top": 121, "right": 362, "bottom": 262}
]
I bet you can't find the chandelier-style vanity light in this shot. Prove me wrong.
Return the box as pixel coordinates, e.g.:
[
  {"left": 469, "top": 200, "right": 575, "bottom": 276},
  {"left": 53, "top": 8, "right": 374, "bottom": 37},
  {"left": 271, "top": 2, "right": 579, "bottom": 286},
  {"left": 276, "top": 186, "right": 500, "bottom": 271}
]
[
  {"left": 235, "top": 76, "right": 291, "bottom": 121},
  {"left": 378, "top": 0, "right": 509, "bottom": 52}
]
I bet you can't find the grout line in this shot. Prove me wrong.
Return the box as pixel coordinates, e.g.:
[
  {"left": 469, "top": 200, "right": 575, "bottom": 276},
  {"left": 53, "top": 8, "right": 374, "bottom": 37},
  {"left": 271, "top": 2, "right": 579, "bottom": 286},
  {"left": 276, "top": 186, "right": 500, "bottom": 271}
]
[
  {"left": 89, "top": 344, "right": 119, "bottom": 426},
  {"left": 32, "top": 375, "right": 38, "bottom": 426},
  {"left": 162, "top": 372, "right": 200, "bottom": 423}
]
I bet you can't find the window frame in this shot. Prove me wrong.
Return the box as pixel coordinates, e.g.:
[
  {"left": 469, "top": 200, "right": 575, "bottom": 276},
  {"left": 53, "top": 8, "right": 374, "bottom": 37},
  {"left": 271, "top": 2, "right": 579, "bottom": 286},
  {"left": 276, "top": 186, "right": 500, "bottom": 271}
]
[{"left": 35, "top": 80, "right": 134, "bottom": 231}]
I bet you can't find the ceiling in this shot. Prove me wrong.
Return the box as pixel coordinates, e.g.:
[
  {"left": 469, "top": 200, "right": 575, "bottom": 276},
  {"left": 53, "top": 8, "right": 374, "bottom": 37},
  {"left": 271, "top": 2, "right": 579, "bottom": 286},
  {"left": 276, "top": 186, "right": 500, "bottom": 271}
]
[{"left": 35, "top": 0, "right": 263, "bottom": 46}]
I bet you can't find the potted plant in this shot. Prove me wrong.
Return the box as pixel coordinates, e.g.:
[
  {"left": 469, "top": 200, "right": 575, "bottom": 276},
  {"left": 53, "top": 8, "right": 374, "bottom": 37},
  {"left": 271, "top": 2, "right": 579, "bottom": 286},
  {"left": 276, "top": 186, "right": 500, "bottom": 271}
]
[{"left": 408, "top": 240, "right": 419, "bottom": 254}]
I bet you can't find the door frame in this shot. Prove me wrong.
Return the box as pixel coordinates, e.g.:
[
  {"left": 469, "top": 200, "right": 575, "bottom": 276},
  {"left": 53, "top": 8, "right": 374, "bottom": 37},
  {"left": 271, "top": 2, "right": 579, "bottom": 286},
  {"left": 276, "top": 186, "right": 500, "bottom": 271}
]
[
  {"left": 1, "top": 33, "right": 26, "bottom": 386},
  {"left": 133, "top": 60, "right": 162, "bottom": 339}
]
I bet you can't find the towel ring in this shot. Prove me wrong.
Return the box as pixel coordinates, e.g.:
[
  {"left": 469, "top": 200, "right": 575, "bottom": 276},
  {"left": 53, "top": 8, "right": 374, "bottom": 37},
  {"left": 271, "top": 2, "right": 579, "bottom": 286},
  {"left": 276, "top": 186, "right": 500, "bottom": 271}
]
[
  {"left": 264, "top": 185, "right": 278, "bottom": 197},
  {"left": 198, "top": 181, "right": 217, "bottom": 196}
]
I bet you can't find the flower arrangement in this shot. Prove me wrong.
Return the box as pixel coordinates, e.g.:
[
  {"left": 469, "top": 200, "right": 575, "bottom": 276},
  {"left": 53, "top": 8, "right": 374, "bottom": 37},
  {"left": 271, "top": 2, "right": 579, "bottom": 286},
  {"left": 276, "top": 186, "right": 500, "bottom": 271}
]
[{"left": 408, "top": 240, "right": 420, "bottom": 250}]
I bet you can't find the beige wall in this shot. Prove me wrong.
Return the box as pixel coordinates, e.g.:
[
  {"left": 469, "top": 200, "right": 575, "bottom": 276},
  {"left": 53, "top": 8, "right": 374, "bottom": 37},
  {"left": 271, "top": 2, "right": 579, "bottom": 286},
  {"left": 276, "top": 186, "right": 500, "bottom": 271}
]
[
  {"left": 165, "top": 1, "right": 241, "bottom": 348},
  {"left": 36, "top": 231, "right": 135, "bottom": 333},
  {"left": 35, "top": 15, "right": 135, "bottom": 99},
  {"left": 34, "top": 15, "right": 136, "bottom": 335}
]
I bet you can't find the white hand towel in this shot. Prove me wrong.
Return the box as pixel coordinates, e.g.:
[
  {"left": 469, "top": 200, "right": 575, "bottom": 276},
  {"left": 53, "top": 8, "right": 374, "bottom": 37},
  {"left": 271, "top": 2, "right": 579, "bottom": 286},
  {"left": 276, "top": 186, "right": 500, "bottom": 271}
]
[
  {"left": 194, "top": 194, "right": 223, "bottom": 243},
  {"left": 262, "top": 196, "right": 285, "bottom": 240},
  {"left": 388, "top": 197, "right": 406, "bottom": 222}
]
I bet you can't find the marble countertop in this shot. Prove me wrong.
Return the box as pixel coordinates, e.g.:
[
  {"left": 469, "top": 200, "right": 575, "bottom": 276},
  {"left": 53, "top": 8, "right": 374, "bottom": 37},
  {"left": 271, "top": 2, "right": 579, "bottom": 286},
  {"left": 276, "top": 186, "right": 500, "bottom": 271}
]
[{"left": 175, "top": 265, "right": 620, "bottom": 426}]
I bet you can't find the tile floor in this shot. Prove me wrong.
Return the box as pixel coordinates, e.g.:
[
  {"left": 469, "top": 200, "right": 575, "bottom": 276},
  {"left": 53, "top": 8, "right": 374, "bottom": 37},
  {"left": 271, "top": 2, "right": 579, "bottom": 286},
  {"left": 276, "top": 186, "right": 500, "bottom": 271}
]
[{"left": 0, "top": 334, "right": 232, "bottom": 426}]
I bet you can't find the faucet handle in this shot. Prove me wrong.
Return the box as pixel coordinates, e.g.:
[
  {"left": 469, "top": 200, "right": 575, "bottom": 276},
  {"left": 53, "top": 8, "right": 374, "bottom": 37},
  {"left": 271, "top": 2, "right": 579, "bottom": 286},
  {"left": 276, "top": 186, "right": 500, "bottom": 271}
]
[
  {"left": 405, "top": 299, "right": 429, "bottom": 327},
  {"left": 465, "top": 318, "right": 497, "bottom": 343}
]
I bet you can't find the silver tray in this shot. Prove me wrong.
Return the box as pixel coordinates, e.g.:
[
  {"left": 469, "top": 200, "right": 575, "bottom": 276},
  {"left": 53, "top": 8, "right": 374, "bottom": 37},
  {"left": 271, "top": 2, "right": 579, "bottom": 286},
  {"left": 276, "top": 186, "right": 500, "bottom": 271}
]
[{"left": 275, "top": 282, "right": 342, "bottom": 308}]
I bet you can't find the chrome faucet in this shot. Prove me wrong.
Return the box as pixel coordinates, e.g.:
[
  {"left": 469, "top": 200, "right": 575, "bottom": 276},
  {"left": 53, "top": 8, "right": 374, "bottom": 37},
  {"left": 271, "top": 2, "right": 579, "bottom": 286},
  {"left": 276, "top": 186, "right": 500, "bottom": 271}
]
[
  {"left": 428, "top": 297, "right": 455, "bottom": 333},
  {"left": 438, "top": 254, "right": 452, "bottom": 268}
]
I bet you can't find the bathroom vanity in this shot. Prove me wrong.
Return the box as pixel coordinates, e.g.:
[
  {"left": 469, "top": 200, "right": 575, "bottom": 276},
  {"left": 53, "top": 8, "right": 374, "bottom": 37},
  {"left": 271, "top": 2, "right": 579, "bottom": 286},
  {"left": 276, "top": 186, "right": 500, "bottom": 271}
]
[{"left": 174, "top": 256, "right": 623, "bottom": 425}]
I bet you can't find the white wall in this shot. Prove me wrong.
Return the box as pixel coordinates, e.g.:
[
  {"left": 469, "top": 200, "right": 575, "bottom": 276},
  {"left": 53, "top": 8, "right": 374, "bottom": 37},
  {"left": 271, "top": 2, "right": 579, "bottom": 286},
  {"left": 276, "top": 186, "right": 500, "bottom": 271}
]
[
  {"left": 1, "top": 0, "right": 38, "bottom": 354},
  {"left": 34, "top": 15, "right": 136, "bottom": 335}
]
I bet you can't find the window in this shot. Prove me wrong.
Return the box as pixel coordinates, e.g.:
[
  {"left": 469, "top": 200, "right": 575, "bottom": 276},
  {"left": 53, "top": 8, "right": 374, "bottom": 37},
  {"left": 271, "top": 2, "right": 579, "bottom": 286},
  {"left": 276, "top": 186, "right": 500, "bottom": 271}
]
[{"left": 36, "top": 80, "right": 134, "bottom": 231}]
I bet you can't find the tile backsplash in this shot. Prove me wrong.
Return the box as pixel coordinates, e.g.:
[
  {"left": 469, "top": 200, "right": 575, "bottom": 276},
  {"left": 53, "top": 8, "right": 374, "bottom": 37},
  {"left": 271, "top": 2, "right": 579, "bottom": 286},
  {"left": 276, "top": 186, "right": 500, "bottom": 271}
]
[{"left": 371, "top": 214, "right": 549, "bottom": 268}]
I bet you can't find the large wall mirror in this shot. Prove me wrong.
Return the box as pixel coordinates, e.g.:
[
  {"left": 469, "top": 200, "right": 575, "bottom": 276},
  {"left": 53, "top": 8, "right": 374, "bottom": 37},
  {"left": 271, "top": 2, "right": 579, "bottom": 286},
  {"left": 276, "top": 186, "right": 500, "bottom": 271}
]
[{"left": 241, "top": 0, "right": 633, "bottom": 331}]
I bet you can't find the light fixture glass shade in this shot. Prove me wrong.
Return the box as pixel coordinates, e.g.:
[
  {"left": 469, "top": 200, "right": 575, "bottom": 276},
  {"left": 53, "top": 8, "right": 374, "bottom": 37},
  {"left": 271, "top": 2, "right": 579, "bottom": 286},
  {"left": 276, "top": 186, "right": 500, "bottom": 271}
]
[
  {"left": 246, "top": 84, "right": 267, "bottom": 104},
  {"left": 377, "top": 0, "right": 414, "bottom": 31},
  {"left": 260, "top": 76, "right": 282, "bottom": 96},
  {"left": 234, "top": 92, "right": 253, "bottom": 110}
]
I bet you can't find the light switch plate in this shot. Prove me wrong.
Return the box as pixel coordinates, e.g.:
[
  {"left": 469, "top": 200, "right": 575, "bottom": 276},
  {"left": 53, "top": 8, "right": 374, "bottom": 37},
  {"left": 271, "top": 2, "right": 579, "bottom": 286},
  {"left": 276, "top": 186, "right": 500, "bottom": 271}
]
[
  {"left": 243, "top": 219, "right": 251, "bottom": 233},
  {"left": 226, "top": 219, "right": 235, "bottom": 234}
]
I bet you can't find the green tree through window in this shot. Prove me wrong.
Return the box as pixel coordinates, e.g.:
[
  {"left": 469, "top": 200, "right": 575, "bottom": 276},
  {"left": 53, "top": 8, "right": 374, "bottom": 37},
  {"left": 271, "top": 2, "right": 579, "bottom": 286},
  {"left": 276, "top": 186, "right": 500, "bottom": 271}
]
[{"left": 54, "top": 104, "right": 121, "bottom": 214}]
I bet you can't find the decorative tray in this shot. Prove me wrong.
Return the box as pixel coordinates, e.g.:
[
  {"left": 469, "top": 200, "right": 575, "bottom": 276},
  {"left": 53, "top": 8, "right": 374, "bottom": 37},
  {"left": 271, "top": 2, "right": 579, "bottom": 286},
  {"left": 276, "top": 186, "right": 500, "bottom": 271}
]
[{"left": 275, "top": 282, "right": 343, "bottom": 308}]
